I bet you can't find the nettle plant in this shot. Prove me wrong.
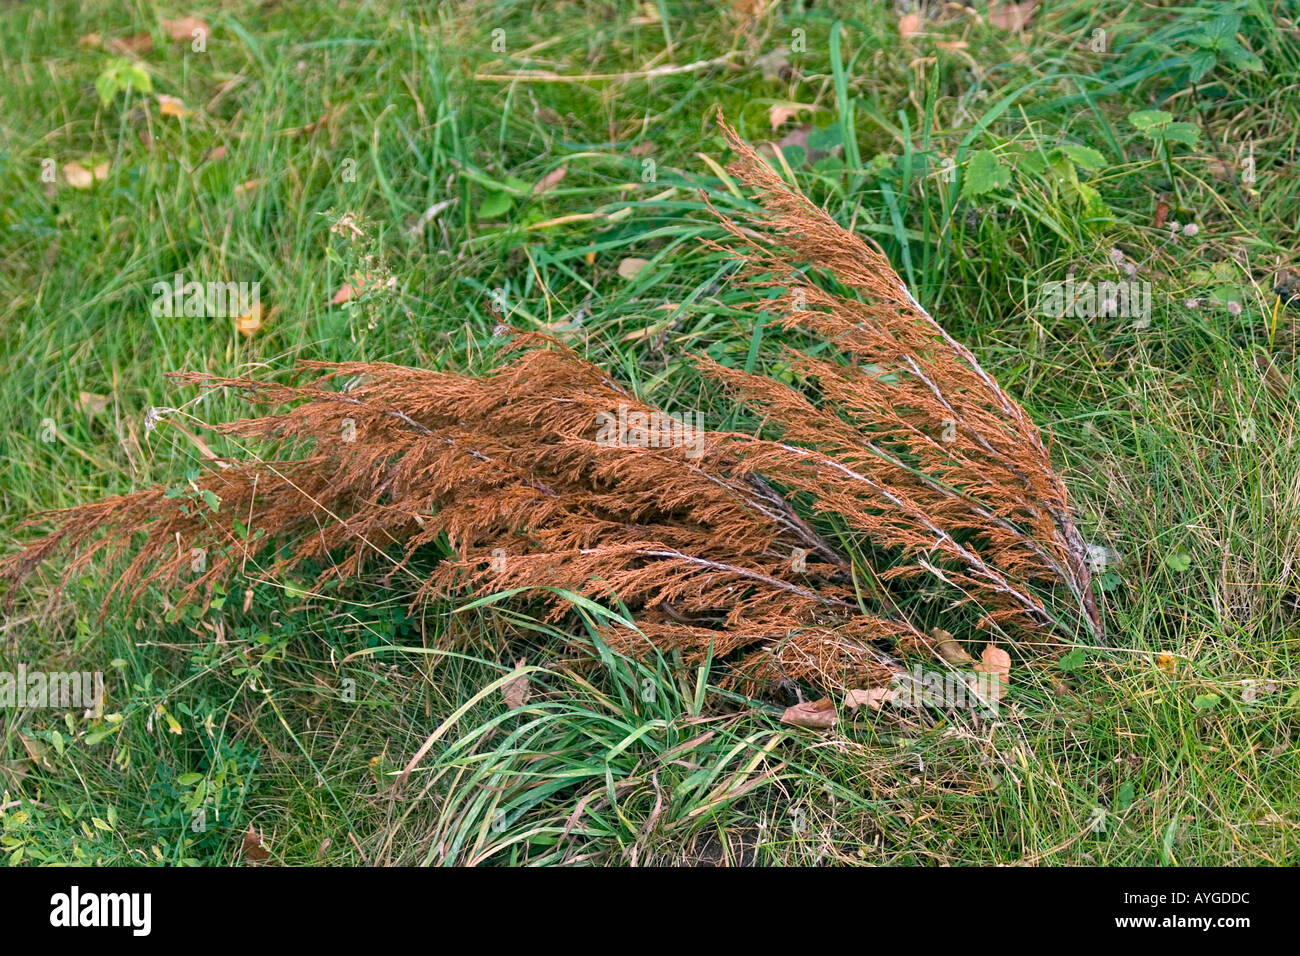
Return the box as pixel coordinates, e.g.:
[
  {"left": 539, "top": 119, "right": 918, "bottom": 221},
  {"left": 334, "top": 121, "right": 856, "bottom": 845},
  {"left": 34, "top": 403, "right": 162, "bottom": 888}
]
[
  {"left": 3, "top": 118, "right": 1102, "bottom": 699},
  {"left": 1180, "top": 11, "right": 1265, "bottom": 84}
]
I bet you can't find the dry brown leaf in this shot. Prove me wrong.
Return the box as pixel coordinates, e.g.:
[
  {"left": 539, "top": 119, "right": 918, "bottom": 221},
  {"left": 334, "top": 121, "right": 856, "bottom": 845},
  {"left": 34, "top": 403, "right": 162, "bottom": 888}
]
[
  {"left": 533, "top": 166, "right": 567, "bottom": 195},
  {"left": 781, "top": 697, "right": 836, "bottom": 730},
  {"left": 843, "top": 686, "right": 897, "bottom": 712},
  {"left": 1155, "top": 651, "right": 1177, "bottom": 674},
  {"left": 974, "top": 643, "right": 1011, "bottom": 700},
  {"left": 107, "top": 33, "right": 153, "bottom": 55},
  {"left": 989, "top": 1, "right": 1038, "bottom": 31},
  {"left": 502, "top": 659, "right": 530, "bottom": 709},
  {"left": 930, "top": 627, "right": 975, "bottom": 665},
  {"left": 768, "top": 102, "right": 813, "bottom": 131},
  {"left": 157, "top": 94, "right": 191, "bottom": 118},
  {"left": 241, "top": 825, "right": 271, "bottom": 864},
  {"left": 584, "top": 251, "right": 597, "bottom": 266},
  {"left": 162, "top": 17, "right": 209, "bottom": 41},
  {"left": 1153, "top": 197, "right": 1170, "bottom": 229},
  {"left": 618, "top": 257, "right": 650, "bottom": 280},
  {"left": 899, "top": 13, "right": 923, "bottom": 38},
  {"left": 63, "top": 162, "right": 95, "bottom": 189},
  {"left": 79, "top": 33, "right": 102, "bottom": 48}
]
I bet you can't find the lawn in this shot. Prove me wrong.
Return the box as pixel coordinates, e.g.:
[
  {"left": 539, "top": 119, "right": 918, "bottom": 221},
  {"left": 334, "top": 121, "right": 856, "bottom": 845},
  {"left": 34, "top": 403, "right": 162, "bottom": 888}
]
[{"left": 0, "top": 0, "right": 1297, "bottom": 865}]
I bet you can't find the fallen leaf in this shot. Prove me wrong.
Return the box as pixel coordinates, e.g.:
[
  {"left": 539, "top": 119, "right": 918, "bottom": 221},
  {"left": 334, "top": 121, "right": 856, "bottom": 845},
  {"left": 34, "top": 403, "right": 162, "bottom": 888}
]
[
  {"left": 930, "top": 628, "right": 975, "bottom": 665},
  {"left": 79, "top": 33, "right": 102, "bottom": 48},
  {"left": 77, "top": 392, "right": 110, "bottom": 415},
  {"left": 330, "top": 272, "right": 393, "bottom": 305},
  {"left": 781, "top": 697, "right": 836, "bottom": 730},
  {"left": 107, "top": 33, "right": 153, "bottom": 55},
  {"left": 628, "top": 141, "right": 657, "bottom": 157},
  {"left": 534, "top": 106, "right": 564, "bottom": 126},
  {"left": 532, "top": 166, "right": 567, "bottom": 195},
  {"left": 241, "top": 825, "right": 271, "bottom": 864},
  {"left": 161, "top": 17, "right": 210, "bottom": 41},
  {"left": 1153, "top": 197, "right": 1170, "bottom": 229},
  {"left": 502, "top": 658, "right": 530, "bottom": 709},
  {"left": 157, "top": 94, "right": 191, "bottom": 118},
  {"left": 285, "top": 113, "right": 331, "bottom": 138},
  {"left": 899, "top": 13, "right": 923, "bottom": 38},
  {"left": 235, "top": 302, "right": 263, "bottom": 336},
  {"left": 204, "top": 145, "right": 228, "bottom": 162},
  {"left": 768, "top": 101, "right": 813, "bottom": 131},
  {"left": 1155, "top": 651, "right": 1177, "bottom": 674},
  {"left": 974, "top": 643, "right": 1011, "bottom": 699},
  {"left": 584, "top": 251, "right": 597, "bottom": 266},
  {"left": 989, "top": 1, "right": 1038, "bottom": 31},
  {"left": 844, "top": 686, "right": 897, "bottom": 711},
  {"left": 753, "top": 46, "right": 794, "bottom": 83},
  {"left": 618, "top": 257, "right": 650, "bottom": 280},
  {"left": 62, "top": 162, "right": 95, "bottom": 189}
]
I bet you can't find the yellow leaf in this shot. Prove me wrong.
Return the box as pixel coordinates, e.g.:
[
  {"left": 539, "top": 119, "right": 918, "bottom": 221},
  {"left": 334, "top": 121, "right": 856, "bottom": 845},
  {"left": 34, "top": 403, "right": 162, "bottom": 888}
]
[
  {"left": 235, "top": 302, "right": 263, "bottom": 336},
  {"left": 617, "top": 257, "right": 650, "bottom": 280},
  {"left": 157, "top": 94, "right": 191, "bottom": 118},
  {"left": 63, "top": 161, "right": 95, "bottom": 189}
]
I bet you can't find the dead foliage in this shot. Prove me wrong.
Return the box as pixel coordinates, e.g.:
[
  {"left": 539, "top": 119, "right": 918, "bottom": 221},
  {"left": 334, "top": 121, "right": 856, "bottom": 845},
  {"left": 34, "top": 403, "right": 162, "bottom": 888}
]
[{"left": 0, "top": 117, "right": 1099, "bottom": 697}]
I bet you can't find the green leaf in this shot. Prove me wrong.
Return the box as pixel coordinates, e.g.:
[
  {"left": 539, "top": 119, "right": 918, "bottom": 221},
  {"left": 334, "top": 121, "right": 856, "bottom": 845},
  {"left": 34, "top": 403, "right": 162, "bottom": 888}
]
[
  {"left": 1163, "top": 122, "right": 1200, "bottom": 147},
  {"left": 1192, "top": 693, "right": 1221, "bottom": 710},
  {"left": 476, "top": 192, "right": 514, "bottom": 218},
  {"left": 1222, "top": 44, "right": 1264, "bottom": 72},
  {"left": 1165, "top": 551, "right": 1192, "bottom": 573},
  {"left": 200, "top": 488, "right": 221, "bottom": 513},
  {"left": 1204, "top": 13, "right": 1241, "bottom": 44},
  {"left": 94, "top": 58, "right": 152, "bottom": 106},
  {"left": 1128, "top": 109, "right": 1172, "bottom": 131},
  {"left": 961, "top": 150, "right": 1011, "bottom": 199},
  {"left": 1187, "top": 49, "right": 1218, "bottom": 83},
  {"left": 92, "top": 816, "right": 113, "bottom": 832},
  {"left": 1058, "top": 648, "right": 1087, "bottom": 672},
  {"left": 176, "top": 772, "right": 204, "bottom": 786},
  {"left": 1116, "top": 780, "right": 1135, "bottom": 812},
  {"left": 1059, "top": 145, "right": 1107, "bottom": 171}
]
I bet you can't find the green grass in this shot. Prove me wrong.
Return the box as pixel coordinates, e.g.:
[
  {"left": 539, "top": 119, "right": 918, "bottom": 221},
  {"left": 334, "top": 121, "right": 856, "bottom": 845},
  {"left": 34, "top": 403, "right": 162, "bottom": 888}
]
[{"left": 1, "top": 0, "right": 1297, "bottom": 865}]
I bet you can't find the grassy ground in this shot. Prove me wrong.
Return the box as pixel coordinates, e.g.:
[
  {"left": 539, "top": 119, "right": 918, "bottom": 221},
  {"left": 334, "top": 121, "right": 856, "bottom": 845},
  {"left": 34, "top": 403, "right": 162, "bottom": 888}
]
[{"left": 0, "top": 0, "right": 1297, "bottom": 865}]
